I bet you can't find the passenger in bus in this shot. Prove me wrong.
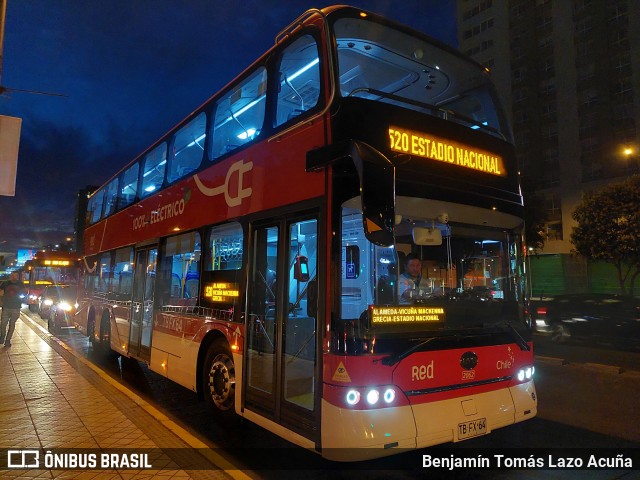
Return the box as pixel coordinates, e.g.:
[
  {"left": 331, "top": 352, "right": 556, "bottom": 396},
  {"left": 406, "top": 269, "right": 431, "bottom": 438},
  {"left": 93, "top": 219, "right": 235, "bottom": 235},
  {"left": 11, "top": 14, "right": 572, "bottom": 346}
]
[{"left": 398, "top": 253, "right": 425, "bottom": 304}]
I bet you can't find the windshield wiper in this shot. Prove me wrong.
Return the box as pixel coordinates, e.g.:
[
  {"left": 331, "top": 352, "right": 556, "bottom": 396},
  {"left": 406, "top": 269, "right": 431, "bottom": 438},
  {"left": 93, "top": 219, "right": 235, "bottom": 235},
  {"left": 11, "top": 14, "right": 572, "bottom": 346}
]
[{"left": 381, "top": 335, "right": 460, "bottom": 366}]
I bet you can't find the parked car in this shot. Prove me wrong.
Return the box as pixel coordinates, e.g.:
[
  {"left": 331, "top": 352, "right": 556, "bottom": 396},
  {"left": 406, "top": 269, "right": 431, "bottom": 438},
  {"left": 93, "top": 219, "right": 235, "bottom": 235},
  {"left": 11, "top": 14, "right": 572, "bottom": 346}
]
[
  {"left": 43, "top": 285, "right": 78, "bottom": 333},
  {"left": 534, "top": 293, "right": 640, "bottom": 349}
]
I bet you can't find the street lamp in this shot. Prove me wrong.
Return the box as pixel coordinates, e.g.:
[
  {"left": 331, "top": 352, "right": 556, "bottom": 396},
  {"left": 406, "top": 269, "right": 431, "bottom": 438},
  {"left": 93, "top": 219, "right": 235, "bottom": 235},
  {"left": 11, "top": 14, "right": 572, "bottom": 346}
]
[{"left": 621, "top": 145, "right": 638, "bottom": 175}]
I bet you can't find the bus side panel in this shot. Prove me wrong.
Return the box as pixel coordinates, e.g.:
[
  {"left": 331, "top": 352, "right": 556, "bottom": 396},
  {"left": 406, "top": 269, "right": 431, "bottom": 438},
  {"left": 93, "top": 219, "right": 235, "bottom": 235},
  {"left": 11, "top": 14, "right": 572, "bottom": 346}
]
[
  {"left": 151, "top": 312, "right": 244, "bottom": 392},
  {"left": 83, "top": 122, "right": 327, "bottom": 256}
]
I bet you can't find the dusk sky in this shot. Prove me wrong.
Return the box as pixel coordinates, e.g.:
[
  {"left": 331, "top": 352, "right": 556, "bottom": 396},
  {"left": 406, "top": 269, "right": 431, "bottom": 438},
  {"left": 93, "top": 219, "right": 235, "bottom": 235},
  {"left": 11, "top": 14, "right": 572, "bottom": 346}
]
[{"left": 0, "top": 0, "right": 456, "bottom": 252}]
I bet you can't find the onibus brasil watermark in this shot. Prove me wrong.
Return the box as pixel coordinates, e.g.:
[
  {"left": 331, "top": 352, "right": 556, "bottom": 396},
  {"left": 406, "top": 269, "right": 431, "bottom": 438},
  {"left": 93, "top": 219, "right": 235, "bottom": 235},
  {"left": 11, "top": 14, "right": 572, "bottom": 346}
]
[{"left": 6, "top": 450, "right": 152, "bottom": 469}]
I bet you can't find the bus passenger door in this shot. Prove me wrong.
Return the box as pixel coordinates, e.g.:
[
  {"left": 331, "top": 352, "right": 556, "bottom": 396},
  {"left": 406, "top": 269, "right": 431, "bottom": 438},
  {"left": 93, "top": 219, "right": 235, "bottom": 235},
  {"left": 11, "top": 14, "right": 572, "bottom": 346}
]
[
  {"left": 129, "top": 247, "right": 157, "bottom": 361},
  {"left": 245, "top": 215, "right": 319, "bottom": 441}
]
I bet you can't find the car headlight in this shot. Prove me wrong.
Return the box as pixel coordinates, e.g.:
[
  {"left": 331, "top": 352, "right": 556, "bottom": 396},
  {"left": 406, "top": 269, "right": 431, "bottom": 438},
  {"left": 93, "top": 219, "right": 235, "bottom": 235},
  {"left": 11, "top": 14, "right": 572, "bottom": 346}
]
[{"left": 58, "top": 302, "right": 73, "bottom": 312}]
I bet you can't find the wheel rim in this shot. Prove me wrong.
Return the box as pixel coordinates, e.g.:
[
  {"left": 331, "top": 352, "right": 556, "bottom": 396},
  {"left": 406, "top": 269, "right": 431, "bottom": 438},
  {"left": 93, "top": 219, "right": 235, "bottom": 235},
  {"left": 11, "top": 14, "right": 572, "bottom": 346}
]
[{"left": 207, "top": 353, "right": 235, "bottom": 411}]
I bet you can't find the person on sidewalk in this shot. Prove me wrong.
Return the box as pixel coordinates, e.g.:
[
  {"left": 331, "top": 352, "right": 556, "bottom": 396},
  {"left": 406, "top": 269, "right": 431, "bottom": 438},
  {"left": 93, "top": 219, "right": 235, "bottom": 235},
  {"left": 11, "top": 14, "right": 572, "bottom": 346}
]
[{"left": 0, "top": 271, "right": 26, "bottom": 347}]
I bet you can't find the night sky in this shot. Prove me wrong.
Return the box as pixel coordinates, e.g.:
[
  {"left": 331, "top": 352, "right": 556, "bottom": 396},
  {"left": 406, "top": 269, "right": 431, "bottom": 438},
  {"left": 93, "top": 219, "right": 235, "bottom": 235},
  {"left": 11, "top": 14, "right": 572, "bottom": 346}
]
[{"left": 0, "top": 0, "right": 456, "bottom": 252}]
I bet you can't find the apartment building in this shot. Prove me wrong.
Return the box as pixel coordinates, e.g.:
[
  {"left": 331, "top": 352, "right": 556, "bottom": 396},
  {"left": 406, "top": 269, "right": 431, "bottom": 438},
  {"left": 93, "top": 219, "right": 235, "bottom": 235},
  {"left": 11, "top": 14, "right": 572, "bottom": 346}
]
[{"left": 457, "top": 0, "right": 640, "bottom": 294}]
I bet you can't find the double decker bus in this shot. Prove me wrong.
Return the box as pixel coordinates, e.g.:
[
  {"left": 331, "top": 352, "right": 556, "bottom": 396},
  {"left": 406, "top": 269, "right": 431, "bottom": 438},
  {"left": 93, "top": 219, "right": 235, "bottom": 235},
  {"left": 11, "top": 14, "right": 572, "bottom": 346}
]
[
  {"left": 22, "top": 250, "right": 80, "bottom": 312},
  {"left": 78, "top": 6, "right": 536, "bottom": 460}
]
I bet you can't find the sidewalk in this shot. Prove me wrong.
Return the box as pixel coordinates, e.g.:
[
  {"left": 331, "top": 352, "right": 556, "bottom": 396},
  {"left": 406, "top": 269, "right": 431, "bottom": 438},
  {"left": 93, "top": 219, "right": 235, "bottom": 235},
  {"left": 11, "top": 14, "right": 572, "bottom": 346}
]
[{"left": 0, "top": 311, "right": 242, "bottom": 479}]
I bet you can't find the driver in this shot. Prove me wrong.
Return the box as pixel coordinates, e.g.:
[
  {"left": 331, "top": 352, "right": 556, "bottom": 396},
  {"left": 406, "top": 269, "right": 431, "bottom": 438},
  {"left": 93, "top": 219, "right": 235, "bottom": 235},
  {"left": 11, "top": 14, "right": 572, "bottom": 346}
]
[{"left": 398, "top": 253, "right": 425, "bottom": 304}]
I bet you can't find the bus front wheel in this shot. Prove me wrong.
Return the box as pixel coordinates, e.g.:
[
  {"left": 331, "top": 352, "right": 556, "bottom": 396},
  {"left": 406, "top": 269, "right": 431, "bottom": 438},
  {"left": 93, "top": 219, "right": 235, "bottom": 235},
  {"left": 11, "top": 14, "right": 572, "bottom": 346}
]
[{"left": 203, "top": 341, "right": 236, "bottom": 420}]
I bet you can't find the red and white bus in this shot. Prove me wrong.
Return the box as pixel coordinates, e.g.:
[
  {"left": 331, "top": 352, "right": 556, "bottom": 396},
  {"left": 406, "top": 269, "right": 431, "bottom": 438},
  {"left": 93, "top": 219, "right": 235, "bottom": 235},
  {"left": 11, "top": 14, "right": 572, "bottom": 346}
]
[
  {"left": 77, "top": 6, "right": 536, "bottom": 460},
  {"left": 22, "top": 250, "right": 80, "bottom": 312}
]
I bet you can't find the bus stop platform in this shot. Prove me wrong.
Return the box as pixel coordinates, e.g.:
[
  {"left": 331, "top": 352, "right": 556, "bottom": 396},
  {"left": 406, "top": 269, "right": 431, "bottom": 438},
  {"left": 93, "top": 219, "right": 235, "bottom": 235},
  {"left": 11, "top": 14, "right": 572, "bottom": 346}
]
[{"left": 0, "top": 310, "right": 248, "bottom": 480}]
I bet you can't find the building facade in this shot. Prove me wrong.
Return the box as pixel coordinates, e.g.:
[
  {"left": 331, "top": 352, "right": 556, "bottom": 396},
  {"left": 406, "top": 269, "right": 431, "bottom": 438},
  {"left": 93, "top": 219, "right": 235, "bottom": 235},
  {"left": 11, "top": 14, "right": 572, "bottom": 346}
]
[{"left": 457, "top": 0, "right": 640, "bottom": 295}]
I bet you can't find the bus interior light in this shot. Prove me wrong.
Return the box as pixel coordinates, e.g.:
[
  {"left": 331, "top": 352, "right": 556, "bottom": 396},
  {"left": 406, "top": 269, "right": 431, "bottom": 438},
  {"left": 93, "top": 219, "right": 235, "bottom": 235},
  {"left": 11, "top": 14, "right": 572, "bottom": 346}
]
[{"left": 237, "top": 128, "right": 257, "bottom": 140}]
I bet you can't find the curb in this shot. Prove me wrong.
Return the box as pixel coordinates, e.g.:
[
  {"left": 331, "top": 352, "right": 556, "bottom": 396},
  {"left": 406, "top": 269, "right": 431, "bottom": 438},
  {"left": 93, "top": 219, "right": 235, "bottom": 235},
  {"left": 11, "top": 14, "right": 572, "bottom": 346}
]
[{"left": 536, "top": 354, "right": 640, "bottom": 376}]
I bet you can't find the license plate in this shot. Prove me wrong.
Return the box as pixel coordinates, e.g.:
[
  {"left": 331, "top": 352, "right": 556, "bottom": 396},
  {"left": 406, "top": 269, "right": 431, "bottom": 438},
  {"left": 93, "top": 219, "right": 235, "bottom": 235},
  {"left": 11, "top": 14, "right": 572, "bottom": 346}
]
[{"left": 457, "top": 418, "right": 488, "bottom": 441}]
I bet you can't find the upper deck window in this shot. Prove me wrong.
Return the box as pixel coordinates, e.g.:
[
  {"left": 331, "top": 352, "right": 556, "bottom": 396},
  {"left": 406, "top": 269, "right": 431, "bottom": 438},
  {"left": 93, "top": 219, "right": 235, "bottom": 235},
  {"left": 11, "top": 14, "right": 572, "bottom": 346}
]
[
  {"left": 169, "top": 112, "right": 206, "bottom": 183},
  {"left": 333, "top": 18, "right": 510, "bottom": 141},
  {"left": 88, "top": 190, "right": 104, "bottom": 224},
  {"left": 118, "top": 162, "right": 139, "bottom": 209},
  {"left": 141, "top": 143, "right": 167, "bottom": 197},
  {"left": 103, "top": 178, "right": 119, "bottom": 218},
  {"left": 211, "top": 68, "right": 267, "bottom": 160},
  {"left": 274, "top": 34, "right": 321, "bottom": 127}
]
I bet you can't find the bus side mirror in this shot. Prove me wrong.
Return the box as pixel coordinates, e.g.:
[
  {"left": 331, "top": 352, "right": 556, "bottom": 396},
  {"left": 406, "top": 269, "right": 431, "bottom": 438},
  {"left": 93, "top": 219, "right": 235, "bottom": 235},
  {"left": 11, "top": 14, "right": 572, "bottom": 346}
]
[
  {"left": 349, "top": 140, "right": 395, "bottom": 247},
  {"left": 294, "top": 256, "right": 310, "bottom": 282}
]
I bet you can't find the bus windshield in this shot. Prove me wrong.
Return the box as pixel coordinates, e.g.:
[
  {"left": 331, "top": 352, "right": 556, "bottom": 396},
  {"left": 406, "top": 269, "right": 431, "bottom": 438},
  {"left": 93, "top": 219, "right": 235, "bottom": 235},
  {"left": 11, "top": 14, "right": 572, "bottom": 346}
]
[
  {"left": 333, "top": 16, "right": 510, "bottom": 141},
  {"left": 340, "top": 197, "right": 528, "bottom": 340}
]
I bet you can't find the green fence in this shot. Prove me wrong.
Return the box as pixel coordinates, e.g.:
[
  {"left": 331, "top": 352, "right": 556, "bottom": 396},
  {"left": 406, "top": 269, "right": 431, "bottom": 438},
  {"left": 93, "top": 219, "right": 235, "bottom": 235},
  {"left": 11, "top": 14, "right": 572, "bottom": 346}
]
[{"left": 528, "top": 254, "right": 636, "bottom": 298}]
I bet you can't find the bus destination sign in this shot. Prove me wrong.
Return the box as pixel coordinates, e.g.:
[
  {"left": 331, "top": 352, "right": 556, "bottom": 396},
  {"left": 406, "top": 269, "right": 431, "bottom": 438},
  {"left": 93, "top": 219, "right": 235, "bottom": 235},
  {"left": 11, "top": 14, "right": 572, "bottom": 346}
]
[
  {"left": 371, "top": 306, "right": 445, "bottom": 325},
  {"left": 43, "top": 260, "right": 71, "bottom": 266},
  {"left": 204, "top": 282, "right": 240, "bottom": 303},
  {"left": 388, "top": 126, "right": 506, "bottom": 177}
]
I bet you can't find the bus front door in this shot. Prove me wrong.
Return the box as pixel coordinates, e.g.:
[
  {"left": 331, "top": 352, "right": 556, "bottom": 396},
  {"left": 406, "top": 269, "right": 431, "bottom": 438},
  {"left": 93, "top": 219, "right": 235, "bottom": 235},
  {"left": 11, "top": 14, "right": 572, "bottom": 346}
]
[
  {"left": 129, "top": 247, "right": 157, "bottom": 361},
  {"left": 245, "top": 216, "right": 319, "bottom": 442}
]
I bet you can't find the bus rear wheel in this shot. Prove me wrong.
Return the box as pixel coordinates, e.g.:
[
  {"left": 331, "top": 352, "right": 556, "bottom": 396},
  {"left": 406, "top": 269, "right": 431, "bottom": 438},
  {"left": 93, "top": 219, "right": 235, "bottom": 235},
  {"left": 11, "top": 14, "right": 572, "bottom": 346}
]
[{"left": 203, "top": 341, "right": 236, "bottom": 420}]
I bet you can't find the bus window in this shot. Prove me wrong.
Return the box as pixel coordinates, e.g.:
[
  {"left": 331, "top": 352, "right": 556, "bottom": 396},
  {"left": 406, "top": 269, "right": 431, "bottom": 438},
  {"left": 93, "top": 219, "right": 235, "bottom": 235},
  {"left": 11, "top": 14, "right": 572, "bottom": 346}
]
[
  {"left": 160, "top": 231, "right": 201, "bottom": 307},
  {"left": 118, "top": 162, "right": 139, "bottom": 209},
  {"left": 168, "top": 112, "right": 207, "bottom": 183},
  {"left": 113, "top": 247, "right": 134, "bottom": 300},
  {"left": 275, "top": 34, "right": 321, "bottom": 127},
  {"left": 88, "top": 189, "right": 105, "bottom": 224},
  {"left": 334, "top": 17, "right": 508, "bottom": 139},
  {"left": 103, "top": 178, "right": 119, "bottom": 218},
  {"left": 97, "top": 253, "right": 113, "bottom": 295},
  {"left": 206, "top": 222, "right": 243, "bottom": 271},
  {"left": 210, "top": 67, "right": 267, "bottom": 159},
  {"left": 141, "top": 143, "right": 167, "bottom": 197}
]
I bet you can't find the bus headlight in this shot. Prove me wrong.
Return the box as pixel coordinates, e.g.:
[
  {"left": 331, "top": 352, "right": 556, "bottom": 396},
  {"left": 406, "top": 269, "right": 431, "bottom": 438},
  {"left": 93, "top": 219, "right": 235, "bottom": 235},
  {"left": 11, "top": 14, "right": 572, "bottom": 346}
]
[
  {"left": 383, "top": 388, "right": 396, "bottom": 404},
  {"left": 516, "top": 366, "right": 534, "bottom": 382},
  {"left": 366, "top": 389, "right": 380, "bottom": 405},
  {"left": 346, "top": 389, "right": 360, "bottom": 406},
  {"left": 339, "top": 385, "right": 404, "bottom": 409}
]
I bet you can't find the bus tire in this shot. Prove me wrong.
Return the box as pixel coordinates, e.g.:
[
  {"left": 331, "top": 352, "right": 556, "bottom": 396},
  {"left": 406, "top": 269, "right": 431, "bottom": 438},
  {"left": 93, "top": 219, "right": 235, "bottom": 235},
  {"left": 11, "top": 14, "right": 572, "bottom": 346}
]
[
  {"left": 87, "top": 319, "right": 97, "bottom": 346},
  {"left": 98, "top": 314, "right": 116, "bottom": 357},
  {"left": 202, "top": 340, "right": 237, "bottom": 421}
]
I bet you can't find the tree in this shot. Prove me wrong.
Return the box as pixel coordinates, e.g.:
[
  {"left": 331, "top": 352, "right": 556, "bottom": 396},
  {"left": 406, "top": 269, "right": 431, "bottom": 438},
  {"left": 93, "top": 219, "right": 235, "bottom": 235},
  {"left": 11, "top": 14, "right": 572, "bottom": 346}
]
[
  {"left": 523, "top": 191, "right": 547, "bottom": 253},
  {"left": 571, "top": 175, "right": 640, "bottom": 295}
]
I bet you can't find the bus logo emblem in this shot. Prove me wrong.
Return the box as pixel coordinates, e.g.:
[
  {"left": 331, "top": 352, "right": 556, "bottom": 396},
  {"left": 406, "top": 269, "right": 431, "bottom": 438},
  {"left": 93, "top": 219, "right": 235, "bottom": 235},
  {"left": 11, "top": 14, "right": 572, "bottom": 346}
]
[
  {"left": 460, "top": 351, "right": 478, "bottom": 370},
  {"left": 194, "top": 159, "right": 253, "bottom": 207}
]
